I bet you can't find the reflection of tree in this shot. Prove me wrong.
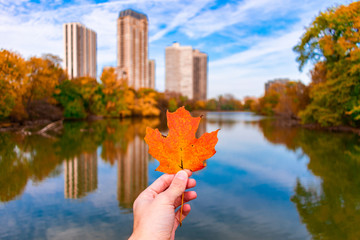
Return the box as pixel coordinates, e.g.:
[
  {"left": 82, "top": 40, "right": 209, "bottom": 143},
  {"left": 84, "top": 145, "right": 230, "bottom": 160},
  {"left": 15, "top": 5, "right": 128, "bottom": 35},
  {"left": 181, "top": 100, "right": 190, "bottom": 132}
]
[
  {"left": 0, "top": 118, "right": 162, "bottom": 205},
  {"left": 256, "top": 118, "right": 300, "bottom": 151},
  {"left": 291, "top": 133, "right": 360, "bottom": 240},
  {"left": 0, "top": 133, "right": 66, "bottom": 202},
  {"left": 55, "top": 121, "right": 105, "bottom": 160},
  {"left": 0, "top": 121, "right": 104, "bottom": 203},
  {"left": 101, "top": 118, "right": 160, "bottom": 165},
  {"left": 0, "top": 133, "right": 29, "bottom": 202},
  {"left": 256, "top": 118, "right": 360, "bottom": 239},
  {"left": 64, "top": 152, "right": 98, "bottom": 199}
]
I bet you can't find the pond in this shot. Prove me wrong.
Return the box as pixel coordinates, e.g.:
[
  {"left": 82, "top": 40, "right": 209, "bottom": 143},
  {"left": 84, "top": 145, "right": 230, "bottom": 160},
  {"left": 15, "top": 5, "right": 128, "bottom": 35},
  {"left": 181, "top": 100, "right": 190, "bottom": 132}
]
[{"left": 1, "top": 112, "right": 360, "bottom": 240}]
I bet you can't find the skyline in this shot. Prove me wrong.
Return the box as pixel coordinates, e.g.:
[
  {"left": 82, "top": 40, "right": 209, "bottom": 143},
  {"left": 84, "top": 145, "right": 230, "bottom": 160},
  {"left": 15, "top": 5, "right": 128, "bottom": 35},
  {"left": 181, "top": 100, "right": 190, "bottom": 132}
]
[{"left": 0, "top": 0, "right": 355, "bottom": 99}]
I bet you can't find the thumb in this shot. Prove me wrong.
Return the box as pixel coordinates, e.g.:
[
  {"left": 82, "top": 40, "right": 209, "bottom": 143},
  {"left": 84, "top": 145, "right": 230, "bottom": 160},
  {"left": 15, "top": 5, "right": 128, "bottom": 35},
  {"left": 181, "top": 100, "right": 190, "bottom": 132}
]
[{"left": 163, "top": 170, "right": 188, "bottom": 203}]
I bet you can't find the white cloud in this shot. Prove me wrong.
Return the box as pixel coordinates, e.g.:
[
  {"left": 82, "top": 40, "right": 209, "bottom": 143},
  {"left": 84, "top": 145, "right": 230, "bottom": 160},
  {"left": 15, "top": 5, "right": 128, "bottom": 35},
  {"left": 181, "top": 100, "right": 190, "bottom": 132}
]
[
  {"left": 180, "top": 0, "right": 288, "bottom": 38},
  {"left": 148, "top": 0, "right": 213, "bottom": 42},
  {"left": 0, "top": 0, "right": 356, "bottom": 98}
]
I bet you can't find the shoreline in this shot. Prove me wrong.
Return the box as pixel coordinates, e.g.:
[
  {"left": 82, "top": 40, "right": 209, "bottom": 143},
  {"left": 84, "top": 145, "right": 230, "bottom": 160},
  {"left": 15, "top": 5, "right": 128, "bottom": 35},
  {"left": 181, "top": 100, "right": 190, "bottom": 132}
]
[
  {"left": 268, "top": 116, "right": 360, "bottom": 136},
  {"left": 1, "top": 112, "right": 359, "bottom": 136}
]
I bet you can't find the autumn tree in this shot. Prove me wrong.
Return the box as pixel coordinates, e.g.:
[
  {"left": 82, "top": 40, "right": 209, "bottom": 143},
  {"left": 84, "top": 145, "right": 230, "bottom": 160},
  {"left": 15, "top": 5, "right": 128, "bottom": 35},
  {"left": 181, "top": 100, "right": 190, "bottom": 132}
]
[
  {"left": 0, "top": 50, "right": 66, "bottom": 120},
  {"left": 274, "top": 81, "right": 309, "bottom": 118},
  {"left": 100, "top": 67, "right": 130, "bottom": 117},
  {"left": 132, "top": 88, "right": 161, "bottom": 117},
  {"left": 294, "top": 2, "right": 360, "bottom": 127},
  {"left": 257, "top": 84, "right": 281, "bottom": 116},
  {"left": 243, "top": 97, "right": 256, "bottom": 111},
  {"left": 25, "top": 56, "right": 63, "bottom": 107},
  {"left": 0, "top": 50, "right": 28, "bottom": 119}
]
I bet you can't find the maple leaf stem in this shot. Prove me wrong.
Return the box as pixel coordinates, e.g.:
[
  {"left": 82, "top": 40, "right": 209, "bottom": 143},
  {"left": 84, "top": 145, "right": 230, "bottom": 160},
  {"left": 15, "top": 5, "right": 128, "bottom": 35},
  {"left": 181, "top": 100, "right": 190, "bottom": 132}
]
[{"left": 179, "top": 192, "right": 184, "bottom": 227}]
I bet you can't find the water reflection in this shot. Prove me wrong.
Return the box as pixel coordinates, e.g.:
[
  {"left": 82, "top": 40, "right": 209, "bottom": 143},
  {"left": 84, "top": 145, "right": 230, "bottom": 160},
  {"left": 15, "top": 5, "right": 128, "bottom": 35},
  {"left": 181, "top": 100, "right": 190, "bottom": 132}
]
[
  {"left": 64, "top": 152, "right": 98, "bottom": 199},
  {"left": 1, "top": 112, "right": 360, "bottom": 240},
  {"left": 0, "top": 118, "right": 160, "bottom": 207},
  {"left": 98, "top": 118, "right": 158, "bottom": 209},
  {"left": 0, "top": 133, "right": 63, "bottom": 202},
  {"left": 253, "top": 118, "right": 360, "bottom": 239},
  {"left": 117, "top": 135, "right": 148, "bottom": 209}
]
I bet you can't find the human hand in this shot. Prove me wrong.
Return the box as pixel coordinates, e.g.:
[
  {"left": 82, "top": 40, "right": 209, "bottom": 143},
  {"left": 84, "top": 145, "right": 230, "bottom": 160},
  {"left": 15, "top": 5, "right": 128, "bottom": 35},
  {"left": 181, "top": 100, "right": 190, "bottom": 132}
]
[{"left": 129, "top": 170, "right": 197, "bottom": 240}]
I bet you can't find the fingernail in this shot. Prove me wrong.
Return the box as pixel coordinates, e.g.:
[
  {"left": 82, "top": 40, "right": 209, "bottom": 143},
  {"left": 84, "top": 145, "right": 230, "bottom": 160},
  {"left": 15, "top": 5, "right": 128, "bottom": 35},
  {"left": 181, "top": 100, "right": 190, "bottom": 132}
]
[{"left": 176, "top": 170, "right": 187, "bottom": 180}]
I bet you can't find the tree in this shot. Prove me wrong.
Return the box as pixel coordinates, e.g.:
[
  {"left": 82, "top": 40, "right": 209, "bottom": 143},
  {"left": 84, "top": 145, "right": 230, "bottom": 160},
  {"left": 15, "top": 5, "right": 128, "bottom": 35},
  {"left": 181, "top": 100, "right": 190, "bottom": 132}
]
[
  {"left": 100, "top": 67, "right": 130, "bottom": 117},
  {"left": 53, "top": 80, "right": 87, "bottom": 119},
  {"left": 274, "top": 81, "right": 309, "bottom": 118},
  {"left": 294, "top": 2, "right": 360, "bottom": 127},
  {"left": 0, "top": 50, "right": 66, "bottom": 120},
  {"left": 0, "top": 50, "right": 27, "bottom": 119},
  {"left": 132, "top": 89, "right": 161, "bottom": 117},
  {"left": 168, "top": 98, "right": 178, "bottom": 112},
  {"left": 25, "top": 56, "right": 61, "bottom": 107}
]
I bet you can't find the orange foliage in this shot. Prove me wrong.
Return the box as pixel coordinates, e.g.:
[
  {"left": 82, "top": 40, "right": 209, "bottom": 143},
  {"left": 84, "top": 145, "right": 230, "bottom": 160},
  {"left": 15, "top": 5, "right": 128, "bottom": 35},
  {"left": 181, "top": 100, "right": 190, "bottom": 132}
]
[{"left": 144, "top": 106, "right": 219, "bottom": 174}]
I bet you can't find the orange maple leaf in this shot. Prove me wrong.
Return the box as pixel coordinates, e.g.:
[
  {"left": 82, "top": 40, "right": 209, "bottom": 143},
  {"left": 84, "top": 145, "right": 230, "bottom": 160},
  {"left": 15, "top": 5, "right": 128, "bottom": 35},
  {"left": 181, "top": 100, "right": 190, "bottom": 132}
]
[{"left": 144, "top": 106, "right": 219, "bottom": 174}]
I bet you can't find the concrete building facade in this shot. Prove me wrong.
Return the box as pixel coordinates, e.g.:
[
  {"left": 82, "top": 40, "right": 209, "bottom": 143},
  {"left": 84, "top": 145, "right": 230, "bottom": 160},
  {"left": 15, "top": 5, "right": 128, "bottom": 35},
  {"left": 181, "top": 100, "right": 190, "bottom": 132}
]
[
  {"left": 165, "top": 42, "right": 208, "bottom": 101},
  {"left": 265, "top": 78, "right": 289, "bottom": 93},
  {"left": 193, "top": 49, "right": 208, "bottom": 101},
  {"left": 148, "top": 59, "right": 155, "bottom": 89},
  {"left": 117, "top": 9, "right": 149, "bottom": 90},
  {"left": 63, "top": 22, "right": 97, "bottom": 79}
]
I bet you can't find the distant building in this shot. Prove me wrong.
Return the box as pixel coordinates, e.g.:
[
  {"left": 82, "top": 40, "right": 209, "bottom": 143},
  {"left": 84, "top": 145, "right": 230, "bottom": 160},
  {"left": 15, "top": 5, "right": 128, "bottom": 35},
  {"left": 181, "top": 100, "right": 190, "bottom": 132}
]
[
  {"left": 148, "top": 59, "right": 155, "bottom": 89},
  {"left": 193, "top": 49, "right": 207, "bottom": 101},
  {"left": 117, "top": 9, "right": 150, "bottom": 89},
  {"left": 165, "top": 42, "right": 208, "bottom": 100},
  {"left": 265, "top": 78, "right": 289, "bottom": 93},
  {"left": 63, "top": 22, "right": 97, "bottom": 79},
  {"left": 165, "top": 43, "right": 193, "bottom": 99}
]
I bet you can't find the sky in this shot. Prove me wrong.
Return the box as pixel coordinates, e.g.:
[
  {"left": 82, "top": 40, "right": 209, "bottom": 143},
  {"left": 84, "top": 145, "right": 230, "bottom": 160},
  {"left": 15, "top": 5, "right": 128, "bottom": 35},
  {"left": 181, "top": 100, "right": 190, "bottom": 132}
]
[{"left": 0, "top": 0, "right": 355, "bottom": 99}]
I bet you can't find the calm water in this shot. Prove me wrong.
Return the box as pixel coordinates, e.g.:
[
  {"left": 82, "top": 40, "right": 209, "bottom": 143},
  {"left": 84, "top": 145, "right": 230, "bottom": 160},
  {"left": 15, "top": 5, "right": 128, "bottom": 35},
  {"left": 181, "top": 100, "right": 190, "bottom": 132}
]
[{"left": 1, "top": 112, "right": 360, "bottom": 240}]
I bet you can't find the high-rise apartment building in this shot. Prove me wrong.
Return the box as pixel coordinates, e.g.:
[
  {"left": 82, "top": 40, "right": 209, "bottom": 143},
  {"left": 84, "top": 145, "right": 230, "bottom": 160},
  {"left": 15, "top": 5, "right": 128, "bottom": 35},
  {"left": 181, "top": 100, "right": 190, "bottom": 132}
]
[
  {"left": 265, "top": 78, "right": 289, "bottom": 93},
  {"left": 193, "top": 49, "right": 208, "bottom": 101},
  {"left": 63, "top": 22, "right": 97, "bottom": 79},
  {"left": 165, "top": 43, "right": 208, "bottom": 100},
  {"left": 148, "top": 59, "right": 155, "bottom": 89},
  {"left": 117, "top": 9, "right": 149, "bottom": 90}
]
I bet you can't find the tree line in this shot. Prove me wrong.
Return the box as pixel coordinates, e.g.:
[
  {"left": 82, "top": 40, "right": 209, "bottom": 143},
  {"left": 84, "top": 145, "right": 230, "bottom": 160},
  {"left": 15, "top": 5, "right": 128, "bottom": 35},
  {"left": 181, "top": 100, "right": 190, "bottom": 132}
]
[
  {"left": 0, "top": 49, "right": 243, "bottom": 123},
  {"left": 247, "top": 2, "right": 360, "bottom": 128}
]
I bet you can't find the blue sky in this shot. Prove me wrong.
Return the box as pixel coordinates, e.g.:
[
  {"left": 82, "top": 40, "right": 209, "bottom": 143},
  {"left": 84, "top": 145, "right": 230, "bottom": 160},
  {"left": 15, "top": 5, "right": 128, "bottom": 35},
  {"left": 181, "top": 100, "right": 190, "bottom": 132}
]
[{"left": 0, "top": 0, "right": 355, "bottom": 98}]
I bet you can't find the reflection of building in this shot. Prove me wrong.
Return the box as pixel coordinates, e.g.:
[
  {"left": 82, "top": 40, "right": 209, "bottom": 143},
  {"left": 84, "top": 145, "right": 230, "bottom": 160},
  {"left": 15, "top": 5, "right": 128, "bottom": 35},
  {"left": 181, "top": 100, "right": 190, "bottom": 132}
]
[
  {"left": 117, "top": 134, "right": 149, "bottom": 209},
  {"left": 63, "top": 22, "right": 97, "bottom": 79},
  {"left": 165, "top": 42, "right": 208, "bottom": 100},
  {"left": 117, "top": 9, "right": 149, "bottom": 90},
  {"left": 64, "top": 152, "right": 98, "bottom": 199},
  {"left": 196, "top": 115, "right": 207, "bottom": 139},
  {"left": 148, "top": 59, "right": 155, "bottom": 89}
]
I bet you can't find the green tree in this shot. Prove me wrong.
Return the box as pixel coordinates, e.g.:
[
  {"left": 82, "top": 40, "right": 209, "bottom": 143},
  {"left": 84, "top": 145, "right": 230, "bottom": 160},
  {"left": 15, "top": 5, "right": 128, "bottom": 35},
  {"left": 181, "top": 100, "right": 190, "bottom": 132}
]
[
  {"left": 168, "top": 98, "right": 178, "bottom": 112},
  {"left": 294, "top": 2, "right": 360, "bottom": 127},
  {"left": 53, "top": 80, "right": 87, "bottom": 119}
]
